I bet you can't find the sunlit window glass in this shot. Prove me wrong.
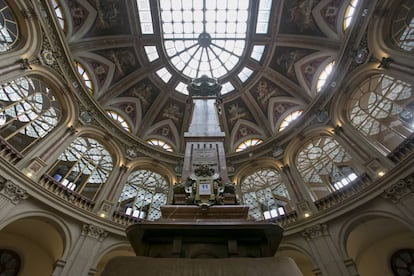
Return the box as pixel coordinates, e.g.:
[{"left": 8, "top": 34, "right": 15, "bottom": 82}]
[
  {"left": 118, "top": 169, "right": 169, "bottom": 221},
  {"left": 235, "top": 138, "right": 263, "bottom": 152},
  {"left": 241, "top": 169, "right": 290, "bottom": 220},
  {"left": 137, "top": 0, "right": 154, "bottom": 34},
  {"left": 391, "top": 1, "right": 414, "bottom": 52},
  {"left": 50, "top": 0, "right": 66, "bottom": 30},
  {"left": 147, "top": 138, "right": 173, "bottom": 152},
  {"left": 51, "top": 137, "right": 113, "bottom": 200},
  {"left": 343, "top": 0, "right": 359, "bottom": 31},
  {"left": 107, "top": 110, "right": 131, "bottom": 132},
  {"left": 0, "top": 77, "right": 62, "bottom": 153},
  {"left": 279, "top": 110, "right": 303, "bottom": 132},
  {"left": 144, "top": 46, "right": 159, "bottom": 62},
  {"left": 74, "top": 61, "right": 93, "bottom": 94},
  {"left": 256, "top": 0, "right": 272, "bottom": 34},
  {"left": 0, "top": 0, "right": 18, "bottom": 53},
  {"left": 316, "top": 61, "right": 335, "bottom": 92},
  {"left": 160, "top": 0, "right": 249, "bottom": 80}
]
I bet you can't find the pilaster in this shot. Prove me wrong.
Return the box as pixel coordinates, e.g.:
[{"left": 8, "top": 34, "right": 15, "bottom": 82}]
[{"left": 302, "top": 223, "right": 358, "bottom": 276}]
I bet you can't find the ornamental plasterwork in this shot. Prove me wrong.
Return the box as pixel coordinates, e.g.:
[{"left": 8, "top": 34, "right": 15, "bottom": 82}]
[
  {"left": 82, "top": 224, "right": 108, "bottom": 241},
  {"left": 382, "top": 175, "right": 414, "bottom": 203},
  {"left": 0, "top": 177, "right": 29, "bottom": 205},
  {"left": 302, "top": 223, "right": 329, "bottom": 240}
]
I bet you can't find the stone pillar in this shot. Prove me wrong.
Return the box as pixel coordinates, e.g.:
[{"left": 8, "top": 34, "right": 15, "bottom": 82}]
[
  {"left": 94, "top": 165, "right": 129, "bottom": 216},
  {"left": 302, "top": 223, "right": 359, "bottom": 276},
  {"left": 281, "top": 165, "right": 317, "bottom": 217},
  {"left": 56, "top": 224, "right": 108, "bottom": 276},
  {"left": 382, "top": 174, "right": 414, "bottom": 231},
  {"left": 0, "top": 176, "right": 29, "bottom": 226},
  {"left": 334, "top": 125, "right": 394, "bottom": 176}
]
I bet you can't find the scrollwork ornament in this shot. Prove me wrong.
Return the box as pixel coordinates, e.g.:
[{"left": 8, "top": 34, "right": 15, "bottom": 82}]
[
  {"left": 82, "top": 224, "right": 108, "bottom": 241},
  {"left": 302, "top": 223, "right": 329, "bottom": 240},
  {"left": 382, "top": 176, "right": 414, "bottom": 203},
  {"left": 0, "top": 180, "right": 29, "bottom": 204}
]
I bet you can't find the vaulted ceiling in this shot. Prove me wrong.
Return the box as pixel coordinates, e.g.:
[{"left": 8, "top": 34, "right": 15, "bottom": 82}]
[{"left": 58, "top": 0, "right": 355, "bottom": 153}]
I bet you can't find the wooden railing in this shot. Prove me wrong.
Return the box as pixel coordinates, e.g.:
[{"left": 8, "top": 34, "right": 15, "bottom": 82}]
[{"left": 39, "top": 174, "right": 96, "bottom": 212}]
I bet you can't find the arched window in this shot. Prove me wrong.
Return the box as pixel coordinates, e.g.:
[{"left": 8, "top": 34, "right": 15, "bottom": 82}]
[
  {"left": 0, "top": 0, "right": 18, "bottom": 53},
  {"left": 117, "top": 169, "right": 169, "bottom": 221},
  {"left": 106, "top": 110, "right": 131, "bottom": 132},
  {"left": 348, "top": 74, "right": 413, "bottom": 154},
  {"left": 391, "top": 0, "right": 414, "bottom": 52},
  {"left": 50, "top": 0, "right": 66, "bottom": 31},
  {"left": 0, "top": 249, "right": 21, "bottom": 276},
  {"left": 296, "top": 136, "right": 356, "bottom": 200},
  {"left": 316, "top": 61, "right": 335, "bottom": 92},
  {"left": 390, "top": 248, "right": 414, "bottom": 276},
  {"left": 278, "top": 110, "right": 303, "bottom": 132},
  {"left": 146, "top": 139, "right": 173, "bottom": 152},
  {"left": 235, "top": 138, "right": 263, "bottom": 152},
  {"left": 49, "top": 137, "right": 113, "bottom": 200},
  {"left": 0, "top": 77, "right": 62, "bottom": 153},
  {"left": 240, "top": 168, "right": 291, "bottom": 220},
  {"left": 343, "top": 0, "right": 360, "bottom": 31},
  {"left": 75, "top": 61, "right": 93, "bottom": 94}
]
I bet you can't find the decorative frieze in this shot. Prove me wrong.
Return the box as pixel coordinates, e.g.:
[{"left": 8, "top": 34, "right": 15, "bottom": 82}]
[
  {"left": 82, "top": 224, "right": 108, "bottom": 242},
  {"left": 382, "top": 175, "right": 414, "bottom": 203},
  {"left": 0, "top": 176, "right": 29, "bottom": 204},
  {"left": 302, "top": 223, "right": 329, "bottom": 240}
]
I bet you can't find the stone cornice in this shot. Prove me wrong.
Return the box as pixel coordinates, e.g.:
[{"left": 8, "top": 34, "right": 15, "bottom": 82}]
[
  {"left": 302, "top": 223, "right": 329, "bottom": 240},
  {"left": 82, "top": 224, "right": 108, "bottom": 242}
]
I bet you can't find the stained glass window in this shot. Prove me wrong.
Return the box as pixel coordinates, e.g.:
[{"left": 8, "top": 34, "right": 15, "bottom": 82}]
[
  {"left": 75, "top": 61, "right": 93, "bottom": 94},
  {"left": 50, "top": 0, "right": 65, "bottom": 30},
  {"left": 240, "top": 169, "right": 290, "bottom": 220},
  {"left": 391, "top": 1, "right": 414, "bottom": 52},
  {"left": 159, "top": 0, "right": 250, "bottom": 79},
  {"left": 278, "top": 110, "right": 303, "bottom": 132},
  {"left": 144, "top": 46, "right": 159, "bottom": 62},
  {"left": 316, "top": 61, "right": 335, "bottom": 92},
  {"left": 147, "top": 138, "right": 173, "bottom": 152},
  {"left": 348, "top": 74, "right": 414, "bottom": 154},
  {"left": 107, "top": 110, "right": 131, "bottom": 132},
  {"left": 156, "top": 67, "right": 172, "bottom": 83},
  {"left": 343, "top": 0, "right": 359, "bottom": 31},
  {"left": 250, "top": 45, "right": 265, "bottom": 62},
  {"left": 390, "top": 249, "right": 414, "bottom": 276},
  {"left": 137, "top": 0, "right": 154, "bottom": 34},
  {"left": 51, "top": 137, "right": 113, "bottom": 200},
  {"left": 256, "top": 0, "right": 272, "bottom": 34},
  {"left": 0, "top": 77, "right": 62, "bottom": 153},
  {"left": 0, "top": 0, "right": 18, "bottom": 53},
  {"left": 118, "top": 169, "right": 169, "bottom": 221},
  {"left": 235, "top": 138, "right": 263, "bottom": 152},
  {"left": 296, "top": 136, "right": 356, "bottom": 200}
]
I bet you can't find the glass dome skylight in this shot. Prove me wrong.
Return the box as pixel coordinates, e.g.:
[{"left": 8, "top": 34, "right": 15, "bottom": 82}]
[{"left": 159, "top": 0, "right": 250, "bottom": 79}]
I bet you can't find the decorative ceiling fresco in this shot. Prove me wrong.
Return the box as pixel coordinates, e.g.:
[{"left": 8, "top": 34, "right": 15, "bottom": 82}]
[{"left": 56, "top": 0, "right": 351, "bottom": 154}]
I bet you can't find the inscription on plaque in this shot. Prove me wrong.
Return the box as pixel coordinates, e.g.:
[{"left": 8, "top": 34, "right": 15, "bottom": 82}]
[{"left": 192, "top": 148, "right": 216, "bottom": 165}]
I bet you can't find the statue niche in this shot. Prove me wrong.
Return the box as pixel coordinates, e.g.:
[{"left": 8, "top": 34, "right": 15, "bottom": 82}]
[{"left": 173, "top": 165, "right": 237, "bottom": 206}]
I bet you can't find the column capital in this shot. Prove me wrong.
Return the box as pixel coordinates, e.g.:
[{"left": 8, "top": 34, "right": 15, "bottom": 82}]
[
  {"left": 382, "top": 175, "right": 414, "bottom": 203},
  {"left": 302, "top": 223, "right": 329, "bottom": 240},
  {"left": 82, "top": 224, "right": 108, "bottom": 242},
  {"left": 0, "top": 177, "right": 29, "bottom": 204}
]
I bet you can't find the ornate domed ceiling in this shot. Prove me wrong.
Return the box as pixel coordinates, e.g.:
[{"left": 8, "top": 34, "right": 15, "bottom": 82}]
[{"left": 54, "top": 0, "right": 359, "bottom": 154}]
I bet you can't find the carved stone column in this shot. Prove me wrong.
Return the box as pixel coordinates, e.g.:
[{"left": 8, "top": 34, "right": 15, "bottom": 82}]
[
  {"left": 55, "top": 224, "right": 108, "bottom": 276},
  {"left": 281, "top": 165, "right": 317, "bottom": 217},
  {"left": 0, "top": 176, "right": 29, "bottom": 225},
  {"left": 382, "top": 175, "right": 414, "bottom": 231},
  {"left": 302, "top": 223, "right": 359, "bottom": 276}
]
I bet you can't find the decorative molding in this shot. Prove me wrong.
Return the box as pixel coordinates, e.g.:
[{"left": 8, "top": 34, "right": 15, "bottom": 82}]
[
  {"left": 302, "top": 223, "right": 329, "bottom": 240},
  {"left": 0, "top": 177, "right": 29, "bottom": 204},
  {"left": 82, "top": 224, "right": 108, "bottom": 241},
  {"left": 382, "top": 175, "right": 414, "bottom": 203}
]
